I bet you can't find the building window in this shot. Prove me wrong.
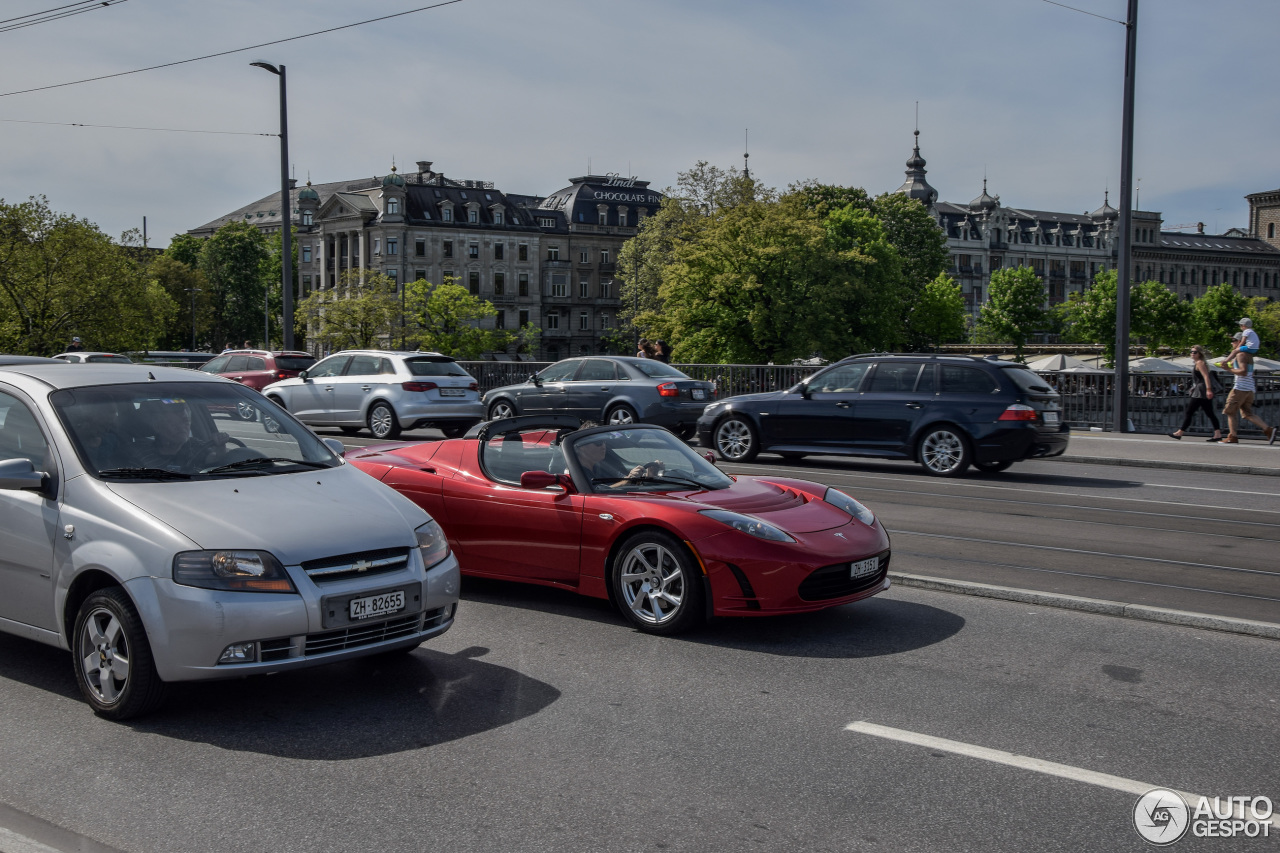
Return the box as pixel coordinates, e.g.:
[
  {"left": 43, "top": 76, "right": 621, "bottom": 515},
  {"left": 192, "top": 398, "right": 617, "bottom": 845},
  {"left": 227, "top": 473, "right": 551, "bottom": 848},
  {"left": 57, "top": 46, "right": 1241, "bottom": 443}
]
[
  {"left": 600, "top": 250, "right": 610, "bottom": 264},
  {"left": 518, "top": 243, "right": 528, "bottom": 261},
  {"left": 538, "top": 217, "right": 556, "bottom": 228},
  {"left": 601, "top": 280, "right": 612, "bottom": 297},
  {"left": 443, "top": 241, "right": 453, "bottom": 258},
  {"left": 373, "top": 238, "right": 381, "bottom": 255},
  {"left": 387, "top": 269, "right": 397, "bottom": 284},
  {"left": 600, "top": 313, "right": 611, "bottom": 330},
  {"left": 468, "top": 209, "right": 479, "bottom": 224},
  {"left": 302, "top": 274, "right": 312, "bottom": 292},
  {"left": 415, "top": 239, "right": 425, "bottom": 257},
  {"left": 469, "top": 243, "right": 479, "bottom": 259},
  {"left": 548, "top": 245, "right": 560, "bottom": 261},
  {"left": 546, "top": 312, "right": 560, "bottom": 330},
  {"left": 494, "top": 272, "right": 505, "bottom": 295},
  {"left": 580, "top": 280, "right": 590, "bottom": 298},
  {"left": 599, "top": 211, "right": 608, "bottom": 225},
  {"left": 519, "top": 273, "right": 529, "bottom": 296},
  {"left": 495, "top": 310, "right": 505, "bottom": 329},
  {"left": 494, "top": 209, "right": 504, "bottom": 225},
  {"left": 580, "top": 250, "right": 590, "bottom": 264},
  {"left": 618, "top": 209, "right": 628, "bottom": 227},
  {"left": 1270, "top": 223, "right": 1276, "bottom": 239},
  {"left": 387, "top": 198, "right": 400, "bottom": 215},
  {"left": 551, "top": 273, "right": 568, "bottom": 297},
  {"left": 495, "top": 243, "right": 504, "bottom": 260},
  {"left": 387, "top": 239, "right": 398, "bottom": 256},
  {"left": 469, "top": 271, "right": 480, "bottom": 294},
  {"left": 302, "top": 246, "right": 312, "bottom": 263},
  {"left": 579, "top": 311, "right": 589, "bottom": 330},
  {"left": 442, "top": 207, "right": 453, "bottom": 222},
  {"left": 415, "top": 270, "right": 426, "bottom": 281},
  {"left": 301, "top": 210, "right": 313, "bottom": 226},
  {"left": 519, "top": 309, "right": 530, "bottom": 327}
]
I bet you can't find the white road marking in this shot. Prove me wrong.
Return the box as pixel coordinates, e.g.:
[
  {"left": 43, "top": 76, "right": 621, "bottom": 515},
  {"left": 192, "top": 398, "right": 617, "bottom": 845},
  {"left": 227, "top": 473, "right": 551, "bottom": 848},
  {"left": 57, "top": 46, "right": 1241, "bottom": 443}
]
[
  {"left": 0, "top": 826, "right": 62, "bottom": 853},
  {"left": 845, "top": 721, "right": 1280, "bottom": 828}
]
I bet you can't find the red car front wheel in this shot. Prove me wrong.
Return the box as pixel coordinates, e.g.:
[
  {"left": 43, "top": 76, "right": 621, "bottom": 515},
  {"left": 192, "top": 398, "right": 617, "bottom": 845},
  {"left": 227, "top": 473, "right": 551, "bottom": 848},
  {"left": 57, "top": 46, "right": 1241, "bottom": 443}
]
[{"left": 611, "top": 531, "right": 704, "bottom": 635}]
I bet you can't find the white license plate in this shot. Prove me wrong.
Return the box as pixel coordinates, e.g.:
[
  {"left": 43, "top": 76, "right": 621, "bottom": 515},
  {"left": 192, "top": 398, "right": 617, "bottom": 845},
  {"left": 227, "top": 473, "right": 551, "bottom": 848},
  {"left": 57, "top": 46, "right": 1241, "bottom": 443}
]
[
  {"left": 850, "top": 557, "right": 879, "bottom": 579},
  {"left": 692, "top": 389, "right": 707, "bottom": 401},
  {"left": 349, "top": 590, "right": 405, "bottom": 621},
  {"left": 1043, "top": 411, "right": 1060, "bottom": 424},
  {"left": 438, "top": 388, "right": 466, "bottom": 397}
]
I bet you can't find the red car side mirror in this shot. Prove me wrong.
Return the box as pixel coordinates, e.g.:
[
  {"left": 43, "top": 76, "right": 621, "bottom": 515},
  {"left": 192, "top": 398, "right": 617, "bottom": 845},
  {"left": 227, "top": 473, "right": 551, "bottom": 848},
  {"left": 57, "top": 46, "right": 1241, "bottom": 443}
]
[
  {"left": 703, "top": 451, "right": 716, "bottom": 465},
  {"left": 520, "top": 470, "right": 557, "bottom": 489}
]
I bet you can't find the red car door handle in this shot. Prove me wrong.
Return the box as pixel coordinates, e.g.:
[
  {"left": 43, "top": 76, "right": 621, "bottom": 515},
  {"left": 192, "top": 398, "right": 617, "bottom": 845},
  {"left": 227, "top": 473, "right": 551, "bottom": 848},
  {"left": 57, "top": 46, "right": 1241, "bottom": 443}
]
[
  {"left": 419, "top": 466, "right": 436, "bottom": 474},
  {"left": 231, "top": 376, "right": 243, "bottom": 381}
]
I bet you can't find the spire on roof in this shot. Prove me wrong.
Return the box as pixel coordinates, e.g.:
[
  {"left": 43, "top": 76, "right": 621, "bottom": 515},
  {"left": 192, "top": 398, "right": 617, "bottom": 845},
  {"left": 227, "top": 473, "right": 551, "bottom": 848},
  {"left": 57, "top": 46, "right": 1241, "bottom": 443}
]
[{"left": 895, "top": 128, "right": 938, "bottom": 206}]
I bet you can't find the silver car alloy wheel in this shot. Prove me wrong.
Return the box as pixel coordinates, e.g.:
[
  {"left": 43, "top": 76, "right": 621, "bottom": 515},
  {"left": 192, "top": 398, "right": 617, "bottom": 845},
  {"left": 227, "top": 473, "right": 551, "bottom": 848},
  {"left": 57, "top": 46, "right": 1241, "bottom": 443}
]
[
  {"left": 607, "top": 407, "right": 635, "bottom": 425},
  {"left": 921, "top": 429, "right": 965, "bottom": 474},
  {"left": 78, "top": 607, "right": 131, "bottom": 706},
  {"left": 618, "top": 542, "right": 686, "bottom": 625},
  {"left": 235, "top": 401, "right": 257, "bottom": 421},
  {"left": 715, "top": 418, "right": 753, "bottom": 460},
  {"left": 369, "top": 405, "right": 395, "bottom": 439}
]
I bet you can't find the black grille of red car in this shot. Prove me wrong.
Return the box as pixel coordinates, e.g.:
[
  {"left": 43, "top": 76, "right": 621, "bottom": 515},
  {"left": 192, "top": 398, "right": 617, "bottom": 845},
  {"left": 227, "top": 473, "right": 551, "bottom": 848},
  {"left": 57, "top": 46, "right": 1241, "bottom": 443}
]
[{"left": 797, "top": 550, "right": 890, "bottom": 601}]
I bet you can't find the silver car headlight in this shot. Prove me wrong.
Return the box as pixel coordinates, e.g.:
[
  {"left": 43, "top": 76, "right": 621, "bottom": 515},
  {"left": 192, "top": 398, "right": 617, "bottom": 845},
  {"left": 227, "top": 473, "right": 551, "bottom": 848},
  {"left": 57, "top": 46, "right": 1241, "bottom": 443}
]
[
  {"left": 173, "top": 550, "right": 296, "bottom": 593},
  {"left": 699, "top": 510, "right": 794, "bottom": 542},
  {"left": 416, "top": 519, "right": 451, "bottom": 569},
  {"left": 824, "top": 487, "right": 876, "bottom": 526}
]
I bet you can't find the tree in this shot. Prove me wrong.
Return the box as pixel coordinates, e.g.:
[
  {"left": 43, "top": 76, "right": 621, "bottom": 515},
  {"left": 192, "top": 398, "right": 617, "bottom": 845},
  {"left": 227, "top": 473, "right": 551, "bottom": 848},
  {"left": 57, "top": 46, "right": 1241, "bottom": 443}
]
[
  {"left": 149, "top": 255, "right": 211, "bottom": 350},
  {"left": 1246, "top": 296, "right": 1280, "bottom": 357},
  {"left": 262, "top": 228, "right": 299, "bottom": 348},
  {"left": 199, "top": 221, "right": 269, "bottom": 349},
  {"left": 1130, "top": 279, "right": 1190, "bottom": 355},
  {"left": 1189, "top": 283, "right": 1251, "bottom": 356},
  {"left": 821, "top": 204, "right": 906, "bottom": 353},
  {"left": 297, "top": 270, "right": 399, "bottom": 351},
  {"left": 0, "top": 196, "right": 175, "bottom": 355},
  {"left": 405, "top": 279, "right": 523, "bottom": 358},
  {"left": 907, "top": 274, "right": 966, "bottom": 349},
  {"left": 166, "top": 233, "right": 204, "bottom": 269},
  {"left": 1059, "top": 269, "right": 1119, "bottom": 364},
  {"left": 977, "top": 267, "right": 1046, "bottom": 360}
]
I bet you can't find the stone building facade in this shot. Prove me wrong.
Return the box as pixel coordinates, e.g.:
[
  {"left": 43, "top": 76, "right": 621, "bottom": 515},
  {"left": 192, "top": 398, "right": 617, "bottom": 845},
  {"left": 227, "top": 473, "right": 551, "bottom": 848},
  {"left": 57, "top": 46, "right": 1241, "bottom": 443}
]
[
  {"left": 190, "top": 160, "right": 663, "bottom": 360},
  {"left": 895, "top": 134, "right": 1280, "bottom": 313}
]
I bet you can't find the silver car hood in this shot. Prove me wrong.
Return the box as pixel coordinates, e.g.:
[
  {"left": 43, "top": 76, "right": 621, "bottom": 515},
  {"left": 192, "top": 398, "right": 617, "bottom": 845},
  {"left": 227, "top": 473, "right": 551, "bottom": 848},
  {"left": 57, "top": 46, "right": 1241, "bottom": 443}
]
[{"left": 105, "top": 465, "right": 427, "bottom": 565}]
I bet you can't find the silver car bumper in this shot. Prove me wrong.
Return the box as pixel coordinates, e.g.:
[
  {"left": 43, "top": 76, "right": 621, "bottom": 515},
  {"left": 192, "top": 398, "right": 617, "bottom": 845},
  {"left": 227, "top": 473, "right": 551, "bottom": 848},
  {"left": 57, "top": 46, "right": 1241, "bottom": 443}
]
[
  {"left": 395, "top": 400, "right": 485, "bottom": 421},
  {"left": 126, "top": 553, "right": 461, "bottom": 682}
]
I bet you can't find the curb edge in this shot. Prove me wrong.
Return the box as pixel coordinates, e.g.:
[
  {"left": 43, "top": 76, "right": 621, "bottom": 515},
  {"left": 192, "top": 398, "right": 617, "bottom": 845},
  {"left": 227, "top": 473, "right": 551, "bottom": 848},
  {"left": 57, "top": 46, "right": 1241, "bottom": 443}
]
[{"left": 1049, "top": 454, "right": 1280, "bottom": 477}]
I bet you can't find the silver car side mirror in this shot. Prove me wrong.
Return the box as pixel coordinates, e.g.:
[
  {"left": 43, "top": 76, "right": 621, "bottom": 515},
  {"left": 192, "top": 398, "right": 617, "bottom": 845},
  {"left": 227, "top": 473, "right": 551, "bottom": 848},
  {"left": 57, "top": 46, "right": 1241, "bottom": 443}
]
[
  {"left": 0, "top": 458, "right": 47, "bottom": 491},
  {"left": 322, "top": 437, "right": 346, "bottom": 458}
]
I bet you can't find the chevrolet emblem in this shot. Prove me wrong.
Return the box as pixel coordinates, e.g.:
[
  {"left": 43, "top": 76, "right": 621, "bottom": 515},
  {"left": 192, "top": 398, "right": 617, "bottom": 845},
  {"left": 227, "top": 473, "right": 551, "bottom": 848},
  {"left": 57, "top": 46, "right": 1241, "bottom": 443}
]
[{"left": 353, "top": 559, "right": 372, "bottom": 573}]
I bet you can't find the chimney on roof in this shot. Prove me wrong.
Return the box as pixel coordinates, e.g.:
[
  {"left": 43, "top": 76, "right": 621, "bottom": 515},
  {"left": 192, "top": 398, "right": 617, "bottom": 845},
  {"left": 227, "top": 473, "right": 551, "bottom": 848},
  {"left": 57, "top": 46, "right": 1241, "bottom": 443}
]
[
  {"left": 417, "top": 161, "right": 433, "bottom": 174},
  {"left": 1197, "top": 222, "right": 1205, "bottom": 234},
  {"left": 288, "top": 178, "right": 298, "bottom": 190}
]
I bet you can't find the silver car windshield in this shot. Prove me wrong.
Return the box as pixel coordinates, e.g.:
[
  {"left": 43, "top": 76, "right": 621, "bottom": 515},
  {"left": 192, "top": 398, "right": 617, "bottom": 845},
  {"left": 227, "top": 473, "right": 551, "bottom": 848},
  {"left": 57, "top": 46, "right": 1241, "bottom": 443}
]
[
  {"left": 50, "top": 382, "right": 339, "bottom": 480},
  {"left": 571, "top": 428, "right": 731, "bottom": 492}
]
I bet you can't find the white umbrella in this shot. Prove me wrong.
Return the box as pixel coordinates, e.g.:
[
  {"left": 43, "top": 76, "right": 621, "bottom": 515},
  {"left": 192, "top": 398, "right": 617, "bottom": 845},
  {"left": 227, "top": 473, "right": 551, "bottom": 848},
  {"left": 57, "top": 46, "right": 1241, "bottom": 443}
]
[
  {"left": 1128, "top": 356, "right": 1190, "bottom": 373},
  {"left": 1026, "top": 354, "right": 1093, "bottom": 371},
  {"left": 1167, "top": 356, "right": 1231, "bottom": 373},
  {"left": 1248, "top": 356, "right": 1280, "bottom": 373}
]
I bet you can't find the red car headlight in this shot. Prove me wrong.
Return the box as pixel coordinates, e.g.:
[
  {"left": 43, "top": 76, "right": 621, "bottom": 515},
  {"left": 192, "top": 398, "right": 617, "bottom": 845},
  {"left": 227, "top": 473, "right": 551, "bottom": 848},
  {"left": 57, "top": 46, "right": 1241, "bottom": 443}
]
[{"left": 699, "top": 510, "right": 794, "bottom": 542}]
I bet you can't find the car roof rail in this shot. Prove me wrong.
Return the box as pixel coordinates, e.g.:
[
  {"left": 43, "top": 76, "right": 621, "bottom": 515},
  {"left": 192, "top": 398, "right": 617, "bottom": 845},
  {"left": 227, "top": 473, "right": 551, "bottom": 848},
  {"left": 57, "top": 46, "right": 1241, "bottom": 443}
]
[{"left": 469, "top": 414, "right": 582, "bottom": 441}]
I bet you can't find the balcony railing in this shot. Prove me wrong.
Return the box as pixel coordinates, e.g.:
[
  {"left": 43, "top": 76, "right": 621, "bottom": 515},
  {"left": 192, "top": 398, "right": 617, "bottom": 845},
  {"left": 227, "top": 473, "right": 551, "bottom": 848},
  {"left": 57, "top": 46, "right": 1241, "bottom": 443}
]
[{"left": 599, "top": 262, "right": 617, "bottom": 274}]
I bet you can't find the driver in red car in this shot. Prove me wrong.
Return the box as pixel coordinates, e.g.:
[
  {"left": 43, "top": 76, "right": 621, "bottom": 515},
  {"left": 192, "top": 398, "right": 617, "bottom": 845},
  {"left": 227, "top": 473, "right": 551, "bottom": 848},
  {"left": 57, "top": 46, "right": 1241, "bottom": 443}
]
[{"left": 575, "top": 432, "right": 662, "bottom": 490}]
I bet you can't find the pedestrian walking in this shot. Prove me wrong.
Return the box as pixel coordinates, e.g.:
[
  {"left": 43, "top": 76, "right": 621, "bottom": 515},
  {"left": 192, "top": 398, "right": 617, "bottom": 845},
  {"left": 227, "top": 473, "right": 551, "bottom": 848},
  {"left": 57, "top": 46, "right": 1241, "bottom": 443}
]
[
  {"left": 1221, "top": 357, "right": 1278, "bottom": 444},
  {"left": 1219, "top": 319, "right": 1261, "bottom": 370},
  {"left": 654, "top": 340, "right": 672, "bottom": 364},
  {"left": 636, "top": 338, "right": 651, "bottom": 359},
  {"left": 1168, "top": 346, "right": 1222, "bottom": 442}
]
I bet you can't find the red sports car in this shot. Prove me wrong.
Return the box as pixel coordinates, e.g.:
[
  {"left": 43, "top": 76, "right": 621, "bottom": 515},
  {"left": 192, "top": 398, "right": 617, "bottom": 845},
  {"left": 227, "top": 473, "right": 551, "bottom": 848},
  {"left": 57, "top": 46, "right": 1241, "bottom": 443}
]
[{"left": 347, "top": 417, "right": 890, "bottom": 634}]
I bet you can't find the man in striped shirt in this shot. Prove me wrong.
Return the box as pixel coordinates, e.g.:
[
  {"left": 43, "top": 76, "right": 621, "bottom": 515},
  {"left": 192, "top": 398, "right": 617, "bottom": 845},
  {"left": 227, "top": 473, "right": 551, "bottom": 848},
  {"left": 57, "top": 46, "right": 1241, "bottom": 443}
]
[{"left": 1222, "top": 360, "right": 1277, "bottom": 444}]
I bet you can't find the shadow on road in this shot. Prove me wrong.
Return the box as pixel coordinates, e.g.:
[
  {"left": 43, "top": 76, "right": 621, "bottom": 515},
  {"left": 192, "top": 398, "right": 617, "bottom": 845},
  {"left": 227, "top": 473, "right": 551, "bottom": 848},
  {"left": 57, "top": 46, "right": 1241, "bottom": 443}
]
[
  {"left": 0, "top": 634, "right": 559, "bottom": 759},
  {"left": 733, "top": 455, "right": 1144, "bottom": 490}
]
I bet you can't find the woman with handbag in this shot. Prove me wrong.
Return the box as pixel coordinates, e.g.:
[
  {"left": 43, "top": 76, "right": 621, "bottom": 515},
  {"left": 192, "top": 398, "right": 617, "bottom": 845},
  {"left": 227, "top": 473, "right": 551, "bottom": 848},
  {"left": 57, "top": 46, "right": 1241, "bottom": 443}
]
[{"left": 1169, "top": 345, "right": 1223, "bottom": 442}]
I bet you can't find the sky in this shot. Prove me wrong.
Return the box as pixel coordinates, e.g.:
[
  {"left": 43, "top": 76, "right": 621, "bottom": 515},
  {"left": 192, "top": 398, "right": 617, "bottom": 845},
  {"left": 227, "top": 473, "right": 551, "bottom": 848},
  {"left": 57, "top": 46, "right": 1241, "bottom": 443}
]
[{"left": 2, "top": 0, "right": 1278, "bottom": 247}]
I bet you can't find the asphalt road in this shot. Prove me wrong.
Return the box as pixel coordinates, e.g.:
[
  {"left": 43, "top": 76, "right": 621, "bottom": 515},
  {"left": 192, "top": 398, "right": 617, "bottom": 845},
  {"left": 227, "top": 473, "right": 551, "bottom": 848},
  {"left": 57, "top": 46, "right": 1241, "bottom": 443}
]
[{"left": 1, "top": 428, "right": 1276, "bottom": 852}]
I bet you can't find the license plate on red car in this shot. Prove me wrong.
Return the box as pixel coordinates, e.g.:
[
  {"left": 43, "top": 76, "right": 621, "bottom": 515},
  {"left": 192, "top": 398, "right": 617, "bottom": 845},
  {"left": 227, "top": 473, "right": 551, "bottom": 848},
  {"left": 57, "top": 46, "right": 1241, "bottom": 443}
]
[
  {"left": 349, "top": 590, "right": 404, "bottom": 621},
  {"left": 439, "top": 388, "right": 466, "bottom": 397},
  {"left": 850, "top": 557, "right": 879, "bottom": 579}
]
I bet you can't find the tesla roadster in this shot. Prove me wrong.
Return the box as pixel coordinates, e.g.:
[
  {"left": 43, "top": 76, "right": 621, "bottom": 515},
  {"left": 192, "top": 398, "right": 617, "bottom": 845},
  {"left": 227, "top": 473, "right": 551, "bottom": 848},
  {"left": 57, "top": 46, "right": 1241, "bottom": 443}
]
[{"left": 347, "top": 417, "right": 890, "bottom": 634}]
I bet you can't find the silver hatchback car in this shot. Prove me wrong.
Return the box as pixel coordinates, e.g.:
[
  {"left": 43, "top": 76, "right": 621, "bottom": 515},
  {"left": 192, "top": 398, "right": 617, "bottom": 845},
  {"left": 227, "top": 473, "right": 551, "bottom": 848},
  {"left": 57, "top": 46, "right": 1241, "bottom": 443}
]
[
  {"left": 0, "top": 363, "right": 460, "bottom": 719},
  {"left": 264, "top": 350, "right": 484, "bottom": 440}
]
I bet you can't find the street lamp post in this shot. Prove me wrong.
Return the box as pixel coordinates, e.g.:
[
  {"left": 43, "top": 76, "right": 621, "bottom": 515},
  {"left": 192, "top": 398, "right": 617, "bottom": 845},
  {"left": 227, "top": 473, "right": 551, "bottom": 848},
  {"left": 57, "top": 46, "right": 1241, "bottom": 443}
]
[
  {"left": 185, "top": 286, "right": 203, "bottom": 351},
  {"left": 251, "top": 60, "right": 294, "bottom": 350},
  {"left": 1112, "top": 0, "right": 1139, "bottom": 433}
]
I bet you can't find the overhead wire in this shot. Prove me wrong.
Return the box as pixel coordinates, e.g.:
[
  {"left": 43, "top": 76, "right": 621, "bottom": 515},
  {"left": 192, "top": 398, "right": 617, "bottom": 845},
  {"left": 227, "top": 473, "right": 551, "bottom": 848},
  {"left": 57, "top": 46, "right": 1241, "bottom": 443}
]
[
  {"left": 1039, "top": 0, "right": 1126, "bottom": 25},
  {"left": 0, "top": 117, "right": 274, "bottom": 136},
  {"left": 0, "top": 0, "right": 129, "bottom": 34},
  {"left": 0, "top": 0, "right": 467, "bottom": 98}
]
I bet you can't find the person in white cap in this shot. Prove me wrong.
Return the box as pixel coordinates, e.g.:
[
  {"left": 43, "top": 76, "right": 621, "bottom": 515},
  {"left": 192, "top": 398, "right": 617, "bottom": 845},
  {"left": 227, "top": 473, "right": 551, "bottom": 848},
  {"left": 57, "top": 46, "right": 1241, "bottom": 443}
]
[{"left": 1220, "top": 318, "right": 1261, "bottom": 370}]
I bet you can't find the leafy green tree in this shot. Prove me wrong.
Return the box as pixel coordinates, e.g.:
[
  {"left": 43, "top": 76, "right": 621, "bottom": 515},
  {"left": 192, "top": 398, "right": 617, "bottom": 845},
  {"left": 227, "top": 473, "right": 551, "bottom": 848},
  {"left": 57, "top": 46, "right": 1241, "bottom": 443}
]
[
  {"left": 199, "top": 221, "right": 269, "bottom": 349},
  {"left": 0, "top": 196, "right": 175, "bottom": 355},
  {"left": 1130, "top": 280, "right": 1190, "bottom": 355},
  {"left": 1246, "top": 296, "right": 1280, "bottom": 357},
  {"left": 1189, "top": 283, "right": 1251, "bottom": 356},
  {"left": 297, "top": 270, "right": 399, "bottom": 350},
  {"left": 261, "top": 228, "right": 299, "bottom": 348},
  {"left": 977, "top": 267, "right": 1046, "bottom": 360},
  {"left": 821, "top": 204, "right": 906, "bottom": 353},
  {"left": 1059, "top": 269, "right": 1119, "bottom": 364},
  {"left": 166, "top": 233, "right": 204, "bottom": 269},
  {"left": 405, "top": 279, "right": 521, "bottom": 358},
  {"left": 149, "top": 255, "right": 212, "bottom": 350},
  {"left": 867, "top": 192, "right": 950, "bottom": 299},
  {"left": 907, "top": 274, "right": 966, "bottom": 349}
]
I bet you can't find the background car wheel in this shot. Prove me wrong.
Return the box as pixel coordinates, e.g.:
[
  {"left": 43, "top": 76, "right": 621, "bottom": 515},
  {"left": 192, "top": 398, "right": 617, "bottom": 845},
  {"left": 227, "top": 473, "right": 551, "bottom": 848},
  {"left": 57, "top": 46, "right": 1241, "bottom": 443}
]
[
  {"left": 235, "top": 401, "right": 257, "bottom": 421},
  {"left": 487, "top": 400, "right": 516, "bottom": 420},
  {"left": 367, "top": 402, "right": 401, "bottom": 440},
  {"left": 713, "top": 415, "right": 759, "bottom": 462},
  {"left": 71, "top": 587, "right": 166, "bottom": 720},
  {"left": 606, "top": 404, "right": 637, "bottom": 425},
  {"left": 973, "top": 459, "right": 1014, "bottom": 473},
  {"left": 918, "top": 426, "right": 971, "bottom": 477},
  {"left": 610, "top": 531, "right": 704, "bottom": 635}
]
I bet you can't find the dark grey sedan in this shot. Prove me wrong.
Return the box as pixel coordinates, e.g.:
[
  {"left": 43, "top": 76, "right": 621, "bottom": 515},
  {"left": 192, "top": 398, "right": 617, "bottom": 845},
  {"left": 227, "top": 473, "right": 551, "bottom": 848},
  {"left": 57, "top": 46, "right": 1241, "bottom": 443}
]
[{"left": 482, "top": 357, "right": 714, "bottom": 437}]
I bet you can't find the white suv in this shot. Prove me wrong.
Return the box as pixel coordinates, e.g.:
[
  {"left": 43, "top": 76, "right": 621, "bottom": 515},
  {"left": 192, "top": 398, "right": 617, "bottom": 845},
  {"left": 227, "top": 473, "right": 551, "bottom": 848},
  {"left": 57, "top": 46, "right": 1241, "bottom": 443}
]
[{"left": 263, "top": 351, "right": 484, "bottom": 439}]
